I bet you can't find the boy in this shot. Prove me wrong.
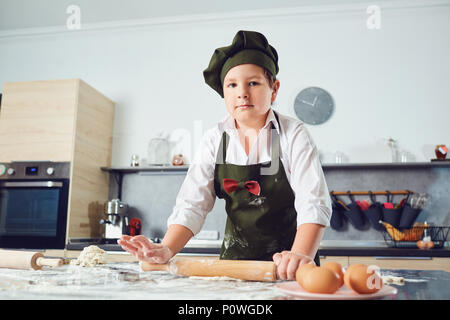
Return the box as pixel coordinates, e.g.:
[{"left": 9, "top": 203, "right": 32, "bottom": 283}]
[{"left": 119, "top": 30, "right": 331, "bottom": 280}]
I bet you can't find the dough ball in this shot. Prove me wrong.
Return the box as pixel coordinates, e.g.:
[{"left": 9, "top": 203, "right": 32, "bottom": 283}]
[{"left": 70, "top": 245, "right": 107, "bottom": 267}]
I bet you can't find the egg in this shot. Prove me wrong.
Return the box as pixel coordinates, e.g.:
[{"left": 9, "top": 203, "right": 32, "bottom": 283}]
[
  {"left": 295, "top": 263, "right": 316, "bottom": 287},
  {"left": 416, "top": 240, "right": 434, "bottom": 249},
  {"left": 344, "top": 263, "right": 366, "bottom": 291},
  {"left": 323, "top": 261, "right": 344, "bottom": 287},
  {"left": 345, "top": 264, "right": 383, "bottom": 294},
  {"left": 301, "top": 266, "right": 341, "bottom": 294}
]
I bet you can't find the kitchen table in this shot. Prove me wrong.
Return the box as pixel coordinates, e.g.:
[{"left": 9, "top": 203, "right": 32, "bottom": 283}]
[
  {"left": 68, "top": 239, "right": 450, "bottom": 258},
  {"left": 0, "top": 261, "right": 449, "bottom": 300}
]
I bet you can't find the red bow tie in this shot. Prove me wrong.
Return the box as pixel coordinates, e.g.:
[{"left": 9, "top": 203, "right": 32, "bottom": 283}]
[{"left": 222, "top": 178, "right": 261, "bottom": 196}]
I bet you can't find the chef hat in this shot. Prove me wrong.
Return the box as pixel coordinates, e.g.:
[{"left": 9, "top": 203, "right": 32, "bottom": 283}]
[{"left": 203, "top": 30, "right": 279, "bottom": 98}]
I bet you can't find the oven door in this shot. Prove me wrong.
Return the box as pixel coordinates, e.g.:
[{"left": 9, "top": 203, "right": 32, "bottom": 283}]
[{"left": 0, "top": 179, "right": 69, "bottom": 249}]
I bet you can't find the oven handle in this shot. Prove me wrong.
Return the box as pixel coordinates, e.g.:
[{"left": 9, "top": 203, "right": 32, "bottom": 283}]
[{"left": 0, "top": 181, "right": 64, "bottom": 188}]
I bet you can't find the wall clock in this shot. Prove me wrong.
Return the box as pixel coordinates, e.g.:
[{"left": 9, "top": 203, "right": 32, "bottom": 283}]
[{"left": 294, "top": 87, "right": 334, "bottom": 125}]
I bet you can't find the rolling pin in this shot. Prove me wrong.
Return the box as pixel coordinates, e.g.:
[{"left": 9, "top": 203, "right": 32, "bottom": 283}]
[
  {"left": 141, "top": 257, "right": 277, "bottom": 282},
  {"left": 0, "top": 250, "right": 63, "bottom": 270}
]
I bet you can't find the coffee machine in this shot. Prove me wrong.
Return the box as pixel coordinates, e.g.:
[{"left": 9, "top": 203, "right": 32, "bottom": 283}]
[{"left": 100, "top": 199, "right": 129, "bottom": 240}]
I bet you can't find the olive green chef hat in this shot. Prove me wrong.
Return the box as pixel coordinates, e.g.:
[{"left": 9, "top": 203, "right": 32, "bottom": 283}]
[{"left": 203, "top": 30, "right": 279, "bottom": 98}]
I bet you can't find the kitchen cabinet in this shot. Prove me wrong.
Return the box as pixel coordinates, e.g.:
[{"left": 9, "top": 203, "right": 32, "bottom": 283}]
[
  {"left": 319, "top": 247, "right": 450, "bottom": 272},
  {"left": 348, "top": 256, "right": 450, "bottom": 272},
  {"left": 0, "top": 79, "right": 115, "bottom": 241},
  {"left": 319, "top": 255, "right": 349, "bottom": 267}
]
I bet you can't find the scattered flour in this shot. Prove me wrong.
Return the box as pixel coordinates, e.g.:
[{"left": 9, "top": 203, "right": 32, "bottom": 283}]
[
  {"left": 188, "top": 276, "right": 243, "bottom": 281},
  {"left": 381, "top": 275, "right": 428, "bottom": 285},
  {"left": 70, "top": 245, "right": 107, "bottom": 267},
  {"left": 382, "top": 275, "right": 405, "bottom": 285}
]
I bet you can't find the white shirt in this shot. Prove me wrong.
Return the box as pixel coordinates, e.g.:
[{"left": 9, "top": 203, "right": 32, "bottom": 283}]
[{"left": 167, "top": 108, "right": 332, "bottom": 235}]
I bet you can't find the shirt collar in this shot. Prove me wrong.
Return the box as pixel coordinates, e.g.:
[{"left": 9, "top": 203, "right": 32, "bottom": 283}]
[{"left": 221, "top": 108, "right": 280, "bottom": 134}]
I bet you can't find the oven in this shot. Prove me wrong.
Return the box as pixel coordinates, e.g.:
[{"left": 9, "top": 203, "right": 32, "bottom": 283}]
[{"left": 0, "top": 161, "right": 70, "bottom": 249}]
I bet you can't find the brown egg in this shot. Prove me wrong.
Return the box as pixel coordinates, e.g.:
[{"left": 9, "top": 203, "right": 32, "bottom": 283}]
[
  {"left": 301, "top": 266, "right": 341, "bottom": 294},
  {"left": 416, "top": 240, "right": 434, "bottom": 249},
  {"left": 344, "top": 263, "right": 366, "bottom": 291},
  {"left": 323, "top": 261, "right": 344, "bottom": 287},
  {"left": 347, "top": 265, "right": 383, "bottom": 294},
  {"left": 295, "top": 263, "right": 316, "bottom": 287}
]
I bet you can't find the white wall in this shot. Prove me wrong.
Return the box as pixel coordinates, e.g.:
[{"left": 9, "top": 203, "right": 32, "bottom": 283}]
[{"left": 0, "top": 1, "right": 449, "bottom": 166}]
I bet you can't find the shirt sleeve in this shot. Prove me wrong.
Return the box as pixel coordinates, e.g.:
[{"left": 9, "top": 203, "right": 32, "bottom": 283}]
[
  {"left": 166, "top": 128, "right": 217, "bottom": 235},
  {"left": 287, "top": 123, "right": 332, "bottom": 227}
]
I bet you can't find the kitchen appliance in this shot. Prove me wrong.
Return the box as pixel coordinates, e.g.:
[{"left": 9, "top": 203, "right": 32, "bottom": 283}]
[
  {"left": 0, "top": 161, "right": 70, "bottom": 249},
  {"left": 129, "top": 217, "right": 142, "bottom": 236},
  {"left": 100, "top": 199, "right": 129, "bottom": 240}
]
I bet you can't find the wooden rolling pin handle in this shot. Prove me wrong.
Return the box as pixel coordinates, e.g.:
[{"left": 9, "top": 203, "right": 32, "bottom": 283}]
[
  {"left": 0, "top": 250, "right": 63, "bottom": 270},
  {"left": 141, "top": 258, "right": 278, "bottom": 282},
  {"left": 36, "top": 257, "right": 63, "bottom": 268},
  {"left": 140, "top": 261, "right": 169, "bottom": 272}
]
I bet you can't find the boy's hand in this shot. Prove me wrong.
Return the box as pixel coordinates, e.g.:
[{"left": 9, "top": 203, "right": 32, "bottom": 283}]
[
  {"left": 118, "top": 235, "right": 173, "bottom": 264},
  {"left": 272, "top": 251, "right": 315, "bottom": 280}
]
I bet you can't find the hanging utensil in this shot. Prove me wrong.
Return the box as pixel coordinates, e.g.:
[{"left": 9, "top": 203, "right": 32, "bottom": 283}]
[
  {"left": 417, "top": 193, "right": 430, "bottom": 209},
  {"left": 337, "top": 200, "right": 350, "bottom": 211},
  {"left": 408, "top": 193, "right": 419, "bottom": 209}
]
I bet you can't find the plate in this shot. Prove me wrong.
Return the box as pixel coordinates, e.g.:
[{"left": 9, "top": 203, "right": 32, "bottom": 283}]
[{"left": 275, "top": 281, "right": 398, "bottom": 300}]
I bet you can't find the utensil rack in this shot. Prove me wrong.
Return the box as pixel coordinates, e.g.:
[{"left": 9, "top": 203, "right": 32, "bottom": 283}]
[
  {"left": 330, "top": 190, "right": 412, "bottom": 196},
  {"left": 329, "top": 190, "right": 422, "bottom": 232}
]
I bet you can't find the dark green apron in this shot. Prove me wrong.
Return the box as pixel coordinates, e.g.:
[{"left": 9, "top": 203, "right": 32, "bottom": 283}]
[{"left": 214, "top": 111, "right": 320, "bottom": 265}]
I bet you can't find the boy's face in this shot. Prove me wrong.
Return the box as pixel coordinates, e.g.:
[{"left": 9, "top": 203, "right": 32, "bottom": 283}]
[{"left": 223, "top": 64, "right": 279, "bottom": 127}]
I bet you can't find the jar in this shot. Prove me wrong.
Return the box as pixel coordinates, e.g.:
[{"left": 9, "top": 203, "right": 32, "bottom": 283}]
[
  {"left": 172, "top": 154, "right": 185, "bottom": 166},
  {"left": 130, "top": 154, "right": 139, "bottom": 167},
  {"left": 148, "top": 137, "right": 170, "bottom": 165},
  {"left": 435, "top": 145, "right": 448, "bottom": 159}
]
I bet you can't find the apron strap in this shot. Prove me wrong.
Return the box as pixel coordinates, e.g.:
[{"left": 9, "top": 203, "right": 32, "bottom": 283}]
[
  {"left": 268, "top": 110, "right": 281, "bottom": 165},
  {"left": 216, "top": 131, "right": 230, "bottom": 165},
  {"left": 272, "top": 111, "right": 281, "bottom": 162},
  {"left": 270, "top": 126, "right": 280, "bottom": 164}
]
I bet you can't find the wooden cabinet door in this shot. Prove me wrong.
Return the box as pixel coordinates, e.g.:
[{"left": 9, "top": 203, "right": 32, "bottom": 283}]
[
  {"left": 319, "top": 256, "right": 349, "bottom": 268},
  {"left": 348, "top": 256, "right": 450, "bottom": 272}
]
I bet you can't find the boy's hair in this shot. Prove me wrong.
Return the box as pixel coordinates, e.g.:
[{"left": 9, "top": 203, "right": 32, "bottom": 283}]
[
  {"left": 263, "top": 68, "right": 277, "bottom": 105},
  {"left": 264, "top": 68, "right": 275, "bottom": 89}
]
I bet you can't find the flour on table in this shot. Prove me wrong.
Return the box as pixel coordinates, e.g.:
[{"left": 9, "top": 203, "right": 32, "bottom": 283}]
[
  {"left": 70, "top": 245, "right": 107, "bottom": 267},
  {"left": 382, "top": 275, "right": 404, "bottom": 285},
  {"left": 188, "top": 276, "right": 243, "bottom": 281}
]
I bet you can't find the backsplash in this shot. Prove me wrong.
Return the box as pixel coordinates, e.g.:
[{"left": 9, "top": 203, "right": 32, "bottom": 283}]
[{"left": 108, "top": 163, "right": 450, "bottom": 243}]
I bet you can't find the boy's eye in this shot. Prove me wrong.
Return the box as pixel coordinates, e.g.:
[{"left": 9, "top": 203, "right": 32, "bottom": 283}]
[{"left": 226, "top": 81, "right": 259, "bottom": 88}]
